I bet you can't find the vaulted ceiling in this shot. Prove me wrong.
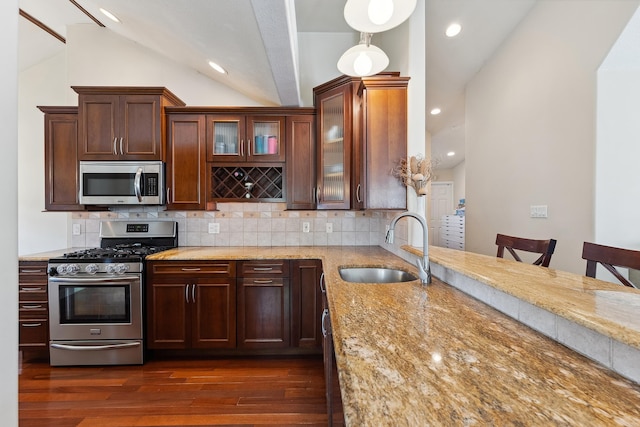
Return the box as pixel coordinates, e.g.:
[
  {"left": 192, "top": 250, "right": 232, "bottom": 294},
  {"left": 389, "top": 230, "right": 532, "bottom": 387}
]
[{"left": 18, "top": 0, "right": 536, "bottom": 170}]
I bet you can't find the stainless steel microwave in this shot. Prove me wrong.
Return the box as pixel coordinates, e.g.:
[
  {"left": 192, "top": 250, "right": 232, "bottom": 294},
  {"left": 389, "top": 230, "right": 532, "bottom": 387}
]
[{"left": 79, "top": 161, "right": 165, "bottom": 205}]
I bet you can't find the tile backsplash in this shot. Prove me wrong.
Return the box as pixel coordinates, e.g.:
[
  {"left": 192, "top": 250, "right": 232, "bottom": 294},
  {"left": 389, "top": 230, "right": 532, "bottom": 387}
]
[{"left": 71, "top": 203, "right": 410, "bottom": 250}]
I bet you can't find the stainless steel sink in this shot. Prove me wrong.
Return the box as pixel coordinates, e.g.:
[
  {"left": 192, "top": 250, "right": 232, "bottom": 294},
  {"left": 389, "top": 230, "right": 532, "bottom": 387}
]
[{"left": 339, "top": 267, "right": 418, "bottom": 283}]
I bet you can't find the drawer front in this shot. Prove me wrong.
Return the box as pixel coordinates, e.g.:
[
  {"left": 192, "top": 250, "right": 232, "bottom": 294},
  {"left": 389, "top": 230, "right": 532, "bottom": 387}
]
[
  {"left": 19, "top": 319, "right": 49, "bottom": 347},
  {"left": 19, "top": 302, "right": 48, "bottom": 319},
  {"left": 19, "top": 283, "right": 48, "bottom": 302},
  {"left": 239, "top": 260, "right": 289, "bottom": 277},
  {"left": 19, "top": 262, "right": 48, "bottom": 283},
  {"left": 149, "top": 261, "right": 235, "bottom": 277}
]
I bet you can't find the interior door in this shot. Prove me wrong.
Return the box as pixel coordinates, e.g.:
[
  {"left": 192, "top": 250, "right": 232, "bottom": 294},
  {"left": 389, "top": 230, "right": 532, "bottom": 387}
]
[{"left": 429, "top": 182, "right": 454, "bottom": 246}]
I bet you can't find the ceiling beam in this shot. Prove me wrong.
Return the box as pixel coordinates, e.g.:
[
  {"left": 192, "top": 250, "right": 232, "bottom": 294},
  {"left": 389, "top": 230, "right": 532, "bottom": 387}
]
[{"left": 19, "top": 9, "right": 65, "bottom": 44}]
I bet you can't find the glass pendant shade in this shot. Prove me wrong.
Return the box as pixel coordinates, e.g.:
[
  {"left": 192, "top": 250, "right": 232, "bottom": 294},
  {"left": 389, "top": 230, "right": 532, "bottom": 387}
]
[
  {"left": 344, "top": 0, "right": 417, "bottom": 33},
  {"left": 337, "top": 42, "right": 389, "bottom": 77}
]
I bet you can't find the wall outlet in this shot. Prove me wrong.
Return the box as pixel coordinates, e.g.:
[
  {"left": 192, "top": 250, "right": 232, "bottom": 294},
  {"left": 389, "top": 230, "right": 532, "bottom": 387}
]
[
  {"left": 326, "top": 222, "right": 333, "bottom": 233},
  {"left": 72, "top": 223, "right": 81, "bottom": 236},
  {"left": 530, "top": 205, "right": 548, "bottom": 218},
  {"left": 208, "top": 222, "right": 220, "bottom": 234},
  {"left": 302, "top": 222, "right": 310, "bottom": 233}
]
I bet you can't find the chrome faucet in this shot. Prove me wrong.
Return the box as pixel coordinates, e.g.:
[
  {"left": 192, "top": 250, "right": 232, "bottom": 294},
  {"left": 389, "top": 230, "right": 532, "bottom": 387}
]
[{"left": 385, "top": 212, "right": 431, "bottom": 284}]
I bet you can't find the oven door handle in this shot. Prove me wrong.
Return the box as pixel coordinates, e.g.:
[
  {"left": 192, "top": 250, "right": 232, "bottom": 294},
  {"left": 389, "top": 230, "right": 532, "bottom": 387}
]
[
  {"left": 51, "top": 342, "right": 141, "bottom": 351},
  {"left": 49, "top": 275, "right": 140, "bottom": 283}
]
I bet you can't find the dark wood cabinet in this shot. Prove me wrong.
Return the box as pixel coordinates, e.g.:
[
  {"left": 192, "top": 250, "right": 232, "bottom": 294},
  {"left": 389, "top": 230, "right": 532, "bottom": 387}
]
[
  {"left": 286, "top": 114, "right": 317, "bottom": 210},
  {"left": 358, "top": 75, "right": 409, "bottom": 209},
  {"left": 314, "top": 73, "right": 408, "bottom": 210},
  {"left": 291, "top": 260, "right": 322, "bottom": 349},
  {"left": 206, "top": 114, "right": 286, "bottom": 163},
  {"left": 19, "top": 261, "right": 49, "bottom": 359},
  {"left": 146, "top": 261, "right": 236, "bottom": 349},
  {"left": 321, "top": 273, "right": 345, "bottom": 426},
  {"left": 39, "top": 106, "right": 84, "bottom": 211},
  {"left": 237, "top": 260, "right": 290, "bottom": 349},
  {"left": 74, "top": 87, "right": 184, "bottom": 161},
  {"left": 166, "top": 113, "right": 208, "bottom": 210}
]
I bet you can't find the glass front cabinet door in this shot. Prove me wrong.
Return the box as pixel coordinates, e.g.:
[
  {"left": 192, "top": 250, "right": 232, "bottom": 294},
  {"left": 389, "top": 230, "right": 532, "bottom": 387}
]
[{"left": 207, "top": 115, "right": 285, "bottom": 163}]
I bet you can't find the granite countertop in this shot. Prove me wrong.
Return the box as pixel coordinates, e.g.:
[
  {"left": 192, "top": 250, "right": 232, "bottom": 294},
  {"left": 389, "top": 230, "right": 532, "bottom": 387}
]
[
  {"left": 147, "top": 245, "right": 640, "bottom": 426},
  {"left": 21, "top": 245, "right": 640, "bottom": 424},
  {"left": 18, "top": 248, "right": 81, "bottom": 261}
]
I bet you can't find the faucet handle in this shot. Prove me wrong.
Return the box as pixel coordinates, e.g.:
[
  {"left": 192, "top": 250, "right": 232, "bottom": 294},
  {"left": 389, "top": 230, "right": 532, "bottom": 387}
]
[
  {"left": 415, "top": 259, "right": 431, "bottom": 284},
  {"left": 385, "top": 229, "right": 394, "bottom": 244}
]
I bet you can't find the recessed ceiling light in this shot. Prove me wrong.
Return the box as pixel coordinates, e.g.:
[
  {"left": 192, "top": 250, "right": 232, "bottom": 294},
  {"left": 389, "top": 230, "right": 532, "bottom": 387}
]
[
  {"left": 99, "top": 8, "right": 120, "bottom": 23},
  {"left": 445, "top": 22, "right": 462, "bottom": 38},
  {"left": 208, "top": 61, "right": 227, "bottom": 74},
  {"left": 430, "top": 108, "right": 441, "bottom": 115},
  {"left": 447, "top": 151, "right": 455, "bottom": 157}
]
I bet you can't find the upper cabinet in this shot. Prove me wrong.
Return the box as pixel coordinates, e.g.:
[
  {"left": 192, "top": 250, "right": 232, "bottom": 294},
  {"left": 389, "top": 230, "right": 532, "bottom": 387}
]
[
  {"left": 206, "top": 113, "right": 285, "bottom": 163},
  {"left": 73, "top": 87, "right": 185, "bottom": 161},
  {"left": 314, "top": 73, "right": 408, "bottom": 210},
  {"left": 38, "top": 106, "right": 85, "bottom": 211}
]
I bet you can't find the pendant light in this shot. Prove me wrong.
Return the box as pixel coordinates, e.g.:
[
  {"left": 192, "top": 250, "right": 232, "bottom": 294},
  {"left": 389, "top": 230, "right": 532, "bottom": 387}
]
[
  {"left": 337, "top": 32, "right": 389, "bottom": 77},
  {"left": 344, "top": 0, "right": 417, "bottom": 33}
]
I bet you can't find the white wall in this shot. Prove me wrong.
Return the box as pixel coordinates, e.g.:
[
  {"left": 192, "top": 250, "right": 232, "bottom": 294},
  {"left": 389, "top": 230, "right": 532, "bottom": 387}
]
[
  {"left": 18, "top": 52, "right": 71, "bottom": 255},
  {"left": 597, "top": 7, "right": 640, "bottom": 251},
  {"left": 465, "top": 0, "right": 638, "bottom": 274},
  {"left": 2, "top": 0, "right": 19, "bottom": 424},
  {"left": 452, "top": 160, "right": 465, "bottom": 206}
]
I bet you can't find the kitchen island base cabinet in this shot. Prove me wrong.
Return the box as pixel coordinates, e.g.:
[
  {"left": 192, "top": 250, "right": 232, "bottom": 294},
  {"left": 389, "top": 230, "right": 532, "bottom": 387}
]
[
  {"left": 146, "top": 261, "right": 236, "bottom": 349},
  {"left": 291, "top": 260, "right": 323, "bottom": 350},
  {"left": 321, "top": 274, "right": 345, "bottom": 426}
]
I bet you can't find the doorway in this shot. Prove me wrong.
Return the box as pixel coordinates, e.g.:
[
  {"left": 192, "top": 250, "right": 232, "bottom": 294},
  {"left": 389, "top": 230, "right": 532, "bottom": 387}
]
[{"left": 429, "top": 182, "right": 454, "bottom": 246}]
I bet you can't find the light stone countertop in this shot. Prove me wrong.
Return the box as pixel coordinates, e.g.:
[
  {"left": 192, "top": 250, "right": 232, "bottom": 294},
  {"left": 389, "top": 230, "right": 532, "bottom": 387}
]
[
  {"left": 18, "top": 248, "right": 83, "bottom": 261},
  {"left": 146, "top": 245, "right": 640, "bottom": 426},
  {"left": 18, "top": 245, "right": 640, "bottom": 424}
]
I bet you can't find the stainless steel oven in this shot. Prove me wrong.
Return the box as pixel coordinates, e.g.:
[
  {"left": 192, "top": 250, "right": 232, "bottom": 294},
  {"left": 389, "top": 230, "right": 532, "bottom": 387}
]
[
  {"left": 48, "top": 263, "right": 143, "bottom": 366},
  {"left": 47, "top": 220, "right": 177, "bottom": 366}
]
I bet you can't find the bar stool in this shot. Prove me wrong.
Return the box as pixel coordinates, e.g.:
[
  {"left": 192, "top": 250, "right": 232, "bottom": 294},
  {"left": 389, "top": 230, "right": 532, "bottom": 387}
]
[
  {"left": 581, "top": 241, "right": 640, "bottom": 288},
  {"left": 495, "top": 233, "right": 557, "bottom": 267}
]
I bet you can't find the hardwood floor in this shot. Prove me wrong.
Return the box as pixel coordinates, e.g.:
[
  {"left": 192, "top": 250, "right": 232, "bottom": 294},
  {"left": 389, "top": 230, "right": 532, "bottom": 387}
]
[{"left": 19, "top": 355, "right": 330, "bottom": 426}]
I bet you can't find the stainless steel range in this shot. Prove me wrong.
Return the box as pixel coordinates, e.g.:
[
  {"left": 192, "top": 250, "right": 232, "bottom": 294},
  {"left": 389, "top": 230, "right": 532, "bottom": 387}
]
[{"left": 47, "top": 220, "right": 177, "bottom": 366}]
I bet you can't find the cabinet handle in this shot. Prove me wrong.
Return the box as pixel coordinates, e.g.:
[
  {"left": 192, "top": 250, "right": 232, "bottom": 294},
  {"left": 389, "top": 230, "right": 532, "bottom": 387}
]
[
  {"left": 356, "top": 184, "right": 362, "bottom": 203},
  {"left": 321, "top": 309, "right": 329, "bottom": 337},
  {"left": 319, "top": 272, "right": 326, "bottom": 293},
  {"left": 185, "top": 284, "right": 190, "bottom": 304},
  {"left": 166, "top": 187, "right": 171, "bottom": 204},
  {"left": 181, "top": 268, "right": 202, "bottom": 271},
  {"left": 21, "top": 287, "right": 43, "bottom": 292},
  {"left": 21, "top": 323, "right": 42, "bottom": 327},
  {"left": 192, "top": 284, "right": 196, "bottom": 303},
  {"left": 20, "top": 269, "right": 43, "bottom": 274},
  {"left": 252, "top": 280, "right": 274, "bottom": 284},
  {"left": 113, "top": 137, "right": 118, "bottom": 155},
  {"left": 21, "top": 304, "right": 43, "bottom": 309},
  {"left": 252, "top": 267, "right": 273, "bottom": 271},
  {"left": 316, "top": 187, "right": 321, "bottom": 203},
  {"left": 312, "top": 187, "right": 316, "bottom": 203},
  {"left": 119, "top": 137, "right": 124, "bottom": 155},
  {"left": 240, "top": 140, "right": 245, "bottom": 157}
]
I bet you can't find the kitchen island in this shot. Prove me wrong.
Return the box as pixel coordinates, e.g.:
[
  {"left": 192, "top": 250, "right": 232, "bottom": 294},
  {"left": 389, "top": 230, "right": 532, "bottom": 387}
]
[{"left": 148, "top": 245, "right": 640, "bottom": 426}]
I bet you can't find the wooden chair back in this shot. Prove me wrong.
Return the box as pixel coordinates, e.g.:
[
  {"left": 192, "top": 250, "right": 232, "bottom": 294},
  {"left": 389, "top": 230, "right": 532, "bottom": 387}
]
[
  {"left": 581, "top": 242, "right": 640, "bottom": 288},
  {"left": 495, "top": 233, "right": 557, "bottom": 267}
]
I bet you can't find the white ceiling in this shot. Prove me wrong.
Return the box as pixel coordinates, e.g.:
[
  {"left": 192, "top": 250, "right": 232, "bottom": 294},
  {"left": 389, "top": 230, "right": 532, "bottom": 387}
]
[{"left": 18, "top": 0, "right": 537, "bottom": 170}]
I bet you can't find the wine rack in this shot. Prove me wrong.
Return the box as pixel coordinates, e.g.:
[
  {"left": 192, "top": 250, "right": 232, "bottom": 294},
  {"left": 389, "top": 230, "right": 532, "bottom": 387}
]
[{"left": 210, "top": 166, "right": 284, "bottom": 201}]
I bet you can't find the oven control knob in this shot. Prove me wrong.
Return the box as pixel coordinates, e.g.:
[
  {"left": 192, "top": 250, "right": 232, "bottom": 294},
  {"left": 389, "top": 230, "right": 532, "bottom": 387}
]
[
  {"left": 56, "top": 264, "right": 68, "bottom": 275},
  {"left": 115, "top": 263, "right": 129, "bottom": 275},
  {"left": 85, "top": 263, "right": 99, "bottom": 275},
  {"left": 105, "top": 264, "right": 117, "bottom": 274},
  {"left": 66, "top": 264, "right": 80, "bottom": 275}
]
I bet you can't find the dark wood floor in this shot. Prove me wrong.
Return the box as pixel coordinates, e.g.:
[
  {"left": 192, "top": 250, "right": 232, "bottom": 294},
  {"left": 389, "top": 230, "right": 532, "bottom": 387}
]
[{"left": 19, "top": 355, "right": 330, "bottom": 427}]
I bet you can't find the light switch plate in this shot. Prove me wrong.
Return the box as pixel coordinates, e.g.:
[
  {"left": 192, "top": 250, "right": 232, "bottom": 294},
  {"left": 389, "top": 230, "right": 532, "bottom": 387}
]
[
  {"left": 302, "top": 222, "right": 310, "bottom": 233},
  {"left": 72, "top": 223, "right": 81, "bottom": 235},
  {"left": 530, "top": 205, "right": 548, "bottom": 218},
  {"left": 326, "top": 223, "right": 333, "bottom": 233}
]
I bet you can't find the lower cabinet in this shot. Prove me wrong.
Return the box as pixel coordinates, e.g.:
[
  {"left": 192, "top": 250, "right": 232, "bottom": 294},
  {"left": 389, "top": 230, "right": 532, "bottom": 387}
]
[
  {"left": 237, "top": 260, "right": 290, "bottom": 349},
  {"left": 146, "top": 261, "right": 236, "bottom": 349},
  {"left": 321, "top": 272, "right": 345, "bottom": 426},
  {"left": 146, "top": 258, "right": 322, "bottom": 354},
  {"left": 19, "top": 261, "right": 50, "bottom": 359}
]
